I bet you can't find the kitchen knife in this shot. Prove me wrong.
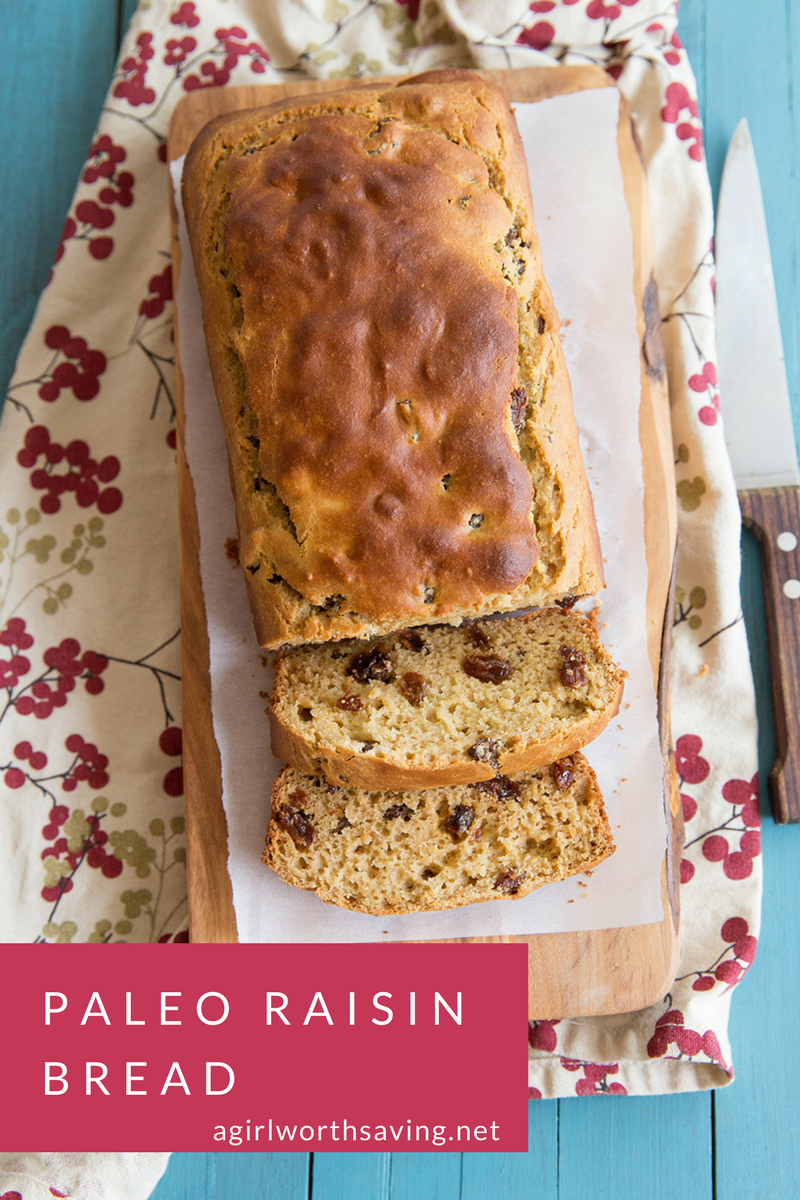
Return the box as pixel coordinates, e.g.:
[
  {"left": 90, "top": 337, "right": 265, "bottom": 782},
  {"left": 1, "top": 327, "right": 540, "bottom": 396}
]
[{"left": 716, "top": 118, "right": 800, "bottom": 824}]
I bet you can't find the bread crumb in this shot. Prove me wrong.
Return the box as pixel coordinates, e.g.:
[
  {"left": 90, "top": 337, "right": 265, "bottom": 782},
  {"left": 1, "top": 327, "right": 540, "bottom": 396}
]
[
  {"left": 697, "top": 663, "right": 709, "bottom": 678},
  {"left": 224, "top": 536, "right": 239, "bottom": 564}
]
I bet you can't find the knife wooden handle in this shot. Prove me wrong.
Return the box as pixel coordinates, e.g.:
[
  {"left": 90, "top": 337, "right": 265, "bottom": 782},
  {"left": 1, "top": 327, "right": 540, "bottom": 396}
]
[{"left": 739, "top": 485, "right": 800, "bottom": 823}]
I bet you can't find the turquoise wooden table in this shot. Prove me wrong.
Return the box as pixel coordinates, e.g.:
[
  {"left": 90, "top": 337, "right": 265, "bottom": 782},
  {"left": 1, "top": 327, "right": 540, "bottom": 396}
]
[{"left": 2, "top": 1, "right": 798, "bottom": 1196}]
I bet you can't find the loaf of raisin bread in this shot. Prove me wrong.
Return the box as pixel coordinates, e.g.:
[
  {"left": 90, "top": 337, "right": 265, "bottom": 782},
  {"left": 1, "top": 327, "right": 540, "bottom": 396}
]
[
  {"left": 263, "top": 755, "right": 614, "bottom": 915},
  {"left": 182, "top": 69, "right": 603, "bottom": 648},
  {"left": 269, "top": 608, "right": 624, "bottom": 790}
]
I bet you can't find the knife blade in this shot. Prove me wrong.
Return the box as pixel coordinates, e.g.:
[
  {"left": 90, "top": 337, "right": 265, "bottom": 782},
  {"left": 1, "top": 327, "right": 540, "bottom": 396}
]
[{"left": 716, "top": 117, "right": 800, "bottom": 824}]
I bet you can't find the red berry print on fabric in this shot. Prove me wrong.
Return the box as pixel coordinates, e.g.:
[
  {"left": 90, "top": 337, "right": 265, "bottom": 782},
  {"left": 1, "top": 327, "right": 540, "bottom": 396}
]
[
  {"left": 682, "top": 916, "right": 758, "bottom": 993},
  {"left": 61, "top": 733, "right": 110, "bottom": 792},
  {"left": 397, "top": 0, "right": 421, "bottom": 19},
  {"left": 528, "top": 1018, "right": 560, "bottom": 1051},
  {"left": 689, "top": 361, "right": 720, "bottom": 426},
  {"left": 517, "top": 21, "right": 555, "bottom": 50},
  {"left": 139, "top": 265, "right": 173, "bottom": 320},
  {"left": 15, "top": 638, "right": 108, "bottom": 719},
  {"left": 160, "top": 724, "right": 183, "bottom": 798},
  {"left": 585, "top": 0, "right": 639, "bottom": 18},
  {"left": 675, "top": 733, "right": 709, "bottom": 784},
  {"left": 0, "top": 617, "right": 34, "bottom": 694},
  {"left": 183, "top": 26, "right": 270, "bottom": 91},
  {"left": 171, "top": 2, "right": 200, "bottom": 27},
  {"left": 52, "top": 137, "right": 134, "bottom": 272},
  {"left": 683, "top": 772, "right": 760, "bottom": 881},
  {"left": 587, "top": 2, "right": 620, "bottom": 18},
  {"left": 646, "top": 22, "right": 683, "bottom": 66},
  {"left": 560, "top": 1058, "right": 628, "bottom": 1096},
  {"left": 36, "top": 734, "right": 122, "bottom": 914},
  {"left": 664, "top": 31, "right": 683, "bottom": 66},
  {"left": 133, "top": 263, "right": 176, "bottom": 445},
  {"left": 106, "top": 16, "right": 272, "bottom": 158},
  {"left": 38, "top": 325, "right": 107, "bottom": 403},
  {"left": 661, "top": 82, "right": 703, "bottom": 161},
  {"left": 17, "top": 426, "right": 122, "bottom": 516},
  {"left": 4, "top": 740, "right": 48, "bottom": 788},
  {"left": 165, "top": 36, "right": 197, "bottom": 66},
  {"left": 679, "top": 790, "right": 697, "bottom": 882},
  {"left": 4, "top": 326, "right": 107, "bottom": 420},
  {"left": 675, "top": 733, "right": 709, "bottom": 883},
  {"left": 0, "top": 622, "right": 109, "bottom": 724},
  {"left": 646, "top": 1008, "right": 728, "bottom": 1073},
  {"left": 114, "top": 32, "right": 157, "bottom": 106}
]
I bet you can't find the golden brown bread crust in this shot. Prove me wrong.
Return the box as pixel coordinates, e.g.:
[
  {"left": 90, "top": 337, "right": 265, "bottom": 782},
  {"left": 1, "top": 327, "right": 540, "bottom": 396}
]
[
  {"left": 268, "top": 608, "right": 625, "bottom": 790},
  {"left": 183, "top": 69, "right": 604, "bottom": 647},
  {"left": 269, "top": 710, "right": 622, "bottom": 792},
  {"left": 262, "top": 756, "right": 616, "bottom": 915}
]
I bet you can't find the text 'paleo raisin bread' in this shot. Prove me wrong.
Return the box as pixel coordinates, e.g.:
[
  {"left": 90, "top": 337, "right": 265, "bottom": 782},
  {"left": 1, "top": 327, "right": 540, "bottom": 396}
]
[
  {"left": 182, "top": 69, "right": 604, "bottom": 648},
  {"left": 269, "top": 608, "right": 624, "bottom": 790},
  {"left": 263, "top": 756, "right": 615, "bottom": 915}
]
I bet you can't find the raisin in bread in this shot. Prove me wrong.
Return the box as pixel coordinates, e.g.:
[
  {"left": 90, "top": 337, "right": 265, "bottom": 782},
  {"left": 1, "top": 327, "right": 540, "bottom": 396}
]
[
  {"left": 182, "top": 69, "right": 603, "bottom": 648},
  {"left": 269, "top": 608, "right": 624, "bottom": 790},
  {"left": 263, "top": 755, "right": 614, "bottom": 915}
]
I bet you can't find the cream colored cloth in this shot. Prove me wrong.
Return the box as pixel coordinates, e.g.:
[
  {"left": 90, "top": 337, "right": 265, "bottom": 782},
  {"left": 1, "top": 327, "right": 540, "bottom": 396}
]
[
  {"left": 0, "top": 1154, "right": 169, "bottom": 1200},
  {"left": 0, "top": 0, "right": 758, "bottom": 1132}
]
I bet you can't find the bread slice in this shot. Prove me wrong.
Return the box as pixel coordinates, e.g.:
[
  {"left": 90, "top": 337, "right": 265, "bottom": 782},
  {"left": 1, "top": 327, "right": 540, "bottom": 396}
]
[
  {"left": 263, "top": 755, "right": 615, "bottom": 915},
  {"left": 269, "top": 608, "right": 624, "bottom": 790},
  {"left": 182, "top": 69, "right": 604, "bottom": 648}
]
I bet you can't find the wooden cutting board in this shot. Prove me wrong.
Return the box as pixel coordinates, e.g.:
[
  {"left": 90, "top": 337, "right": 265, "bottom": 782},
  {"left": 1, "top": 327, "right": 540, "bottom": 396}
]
[{"left": 168, "top": 65, "right": 681, "bottom": 1019}]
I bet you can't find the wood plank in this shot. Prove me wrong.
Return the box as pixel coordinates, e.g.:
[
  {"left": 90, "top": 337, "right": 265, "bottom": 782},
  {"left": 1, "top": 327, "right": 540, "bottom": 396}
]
[
  {"left": 387, "top": 1153, "right": 462, "bottom": 1199},
  {"left": 703, "top": 0, "right": 797, "bottom": 394},
  {"left": 681, "top": 0, "right": 800, "bottom": 1194},
  {"left": 714, "top": 810, "right": 800, "bottom": 1199},
  {"left": 168, "top": 65, "right": 679, "bottom": 1017},
  {"left": 150, "top": 1152, "right": 311, "bottom": 1198},
  {"left": 0, "top": 0, "right": 118, "bottom": 407},
  {"left": 678, "top": 0, "right": 706, "bottom": 120},
  {"left": 213, "top": 1153, "right": 310, "bottom": 1197},
  {"left": 460, "top": 1099, "right": 557, "bottom": 1199},
  {"left": 118, "top": 0, "right": 139, "bottom": 44},
  {"left": 312, "top": 1153, "right": 391, "bottom": 1200},
  {"left": 150, "top": 1154, "right": 215, "bottom": 1198},
  {"left": 558, "top": 1092, "right": 712, "bottom": 1199}
]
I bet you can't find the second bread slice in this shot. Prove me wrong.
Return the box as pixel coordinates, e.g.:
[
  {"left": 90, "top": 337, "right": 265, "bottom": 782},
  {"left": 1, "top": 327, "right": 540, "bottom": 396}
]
[
  {"left": 263, "top": 755, "right": 615, "bottom": 915},
  {"left": 269, "top": 608, "right": 624, "bottom": 790}
]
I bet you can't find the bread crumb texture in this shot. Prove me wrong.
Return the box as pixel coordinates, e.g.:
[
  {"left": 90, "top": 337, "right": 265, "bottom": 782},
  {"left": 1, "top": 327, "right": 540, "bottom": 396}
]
[
  {"left": 269, "top": 608, "right": 624, "bottom": 789},
  {"left": 263, "top": 752, "right": 615, "bottom": 915}
]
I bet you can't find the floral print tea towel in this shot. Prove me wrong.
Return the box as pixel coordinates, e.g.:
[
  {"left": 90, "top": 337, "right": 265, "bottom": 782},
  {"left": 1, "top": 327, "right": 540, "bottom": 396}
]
[{"left": 0, "top": 0, "right": 759, "bottom": 1115}]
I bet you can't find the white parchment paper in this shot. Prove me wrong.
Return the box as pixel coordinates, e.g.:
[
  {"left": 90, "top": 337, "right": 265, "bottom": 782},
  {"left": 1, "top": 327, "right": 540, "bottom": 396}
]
[{"left": 171, "top": 85, "right": 667, "bottom": 942}]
